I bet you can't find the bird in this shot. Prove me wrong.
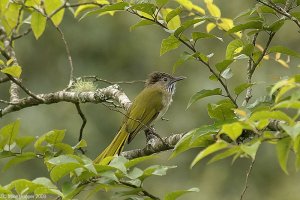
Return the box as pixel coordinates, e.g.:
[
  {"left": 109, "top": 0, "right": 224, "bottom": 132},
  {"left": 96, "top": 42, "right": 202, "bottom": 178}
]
[{"left": 94, "top": 72, "right": 185, "bottom": 163}]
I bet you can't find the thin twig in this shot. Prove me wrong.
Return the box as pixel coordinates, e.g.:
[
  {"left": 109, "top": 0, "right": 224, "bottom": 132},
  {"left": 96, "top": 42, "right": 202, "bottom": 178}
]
[
  {"left": 6, "top": 74, "right": 44, "bottom": 102},
  {"left": 256, "top": 0, "right": 300, "bottom": 29},
  {"left": 79, "top": 75, "right": 145, "bottom": 85},
  {"left": 240, "top": 159, "right": 255, "bottom": 200},
  {"left": 242, "top": 32, "right": 259, "bottom": 106},
  {"left": 12, "top": 28, "right": 32, "bottom": 41},
  {"left": 120, "top": 181, "right": 160, "bottom": 200},
  {"left": 0, "top": 77, "right": 9, "bottom": 83},
  {"left": 48, "top": 2, "right": 105, "bottom": 19},
  {"left": 250, "top": 32, "right": 275, "bottom": 76},
  {"left": 54, "top": 26, "right": 74, "bottom": 88},
  {"left": 0, "top": 99, "right": 19, "bottom": 105},
  {"left": 75, "top": 102, "right": 87, "bottom": 154}
]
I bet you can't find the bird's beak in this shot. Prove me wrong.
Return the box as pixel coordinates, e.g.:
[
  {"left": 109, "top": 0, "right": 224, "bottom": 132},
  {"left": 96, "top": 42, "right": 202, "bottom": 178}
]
[{"left": 171, "top": 76, "right": 186, "bottom": 84}]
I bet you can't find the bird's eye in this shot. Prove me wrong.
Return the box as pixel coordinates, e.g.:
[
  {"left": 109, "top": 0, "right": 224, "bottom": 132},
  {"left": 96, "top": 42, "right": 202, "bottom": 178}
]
[{"left": 163, "top": 77, "right": 168, "bottom": 82}]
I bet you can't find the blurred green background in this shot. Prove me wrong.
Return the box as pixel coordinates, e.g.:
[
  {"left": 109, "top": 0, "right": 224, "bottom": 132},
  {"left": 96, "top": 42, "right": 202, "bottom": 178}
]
[{"left": 1, "top": 0, "right": 300, "bottom": 199}]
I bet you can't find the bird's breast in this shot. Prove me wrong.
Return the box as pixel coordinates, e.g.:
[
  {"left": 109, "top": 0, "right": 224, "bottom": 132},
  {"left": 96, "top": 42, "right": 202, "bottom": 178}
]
[{"left": 157, "top": 92, "right": 173, "bottom": 120}]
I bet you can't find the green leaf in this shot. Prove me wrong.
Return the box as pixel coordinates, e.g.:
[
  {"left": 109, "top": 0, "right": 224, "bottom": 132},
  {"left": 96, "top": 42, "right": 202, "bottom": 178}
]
[
  {"left": 241, "top": 44, "right": 254, "bottom": 57},
  {"left": 215, "top": 59, "right": 233, "bottom": 72},
  {"left": 50, "top": 163, "right": 82, "bottom": 182},
  {"left": 0, "top": 151, "right": 15, "bottom": 159},
  {"left": 94, "top": 2, "right": 129, "bottom": 14},
  {"left": 31, "top": 11, "right": 46, "bottom": 39},
  {"left": 192, "top": 32, "right": 223, "bottom": 42},
  {"left": 125, "top": 155, "right": 156, "bottom": 168},
  {"left": 131, "top": 3, "right": 156, "bottom": 16},
  {"left": 227, "top": 21, "right": 262, "bottom": 33},
  {"left": 166, "top": 6, "right": 183, "bottom": 23},
  {"left": 171, "top": 125, "right": 217, "bottom": 158},
  {"left": 164, "top": 187, "right": 199, "bottom": 200},
  {"left": 1, "top": 65, "right": 22, "bottom": 78},
  {"left": 173, "top": 52, "right": 193, "bottom": 72},
  {"left": 220, "top": 122, "right": 243, "bottom": 141},
  {"left": 187, "top": 88, "right": 222, "bottom": 109},
  {"left": 268, "top": 46, "right": 300, "bottom": 58},
  {"left": 257, "top": 5, "right": 276, "bottom": 14},
  {"left": 234, "top": 83, "right": 255, "bottom": 96},
  {"left": 220, "top": 68, "right": 233, "bottom": 79},
  {"left": 140, "top": 165, "right": 176, "bottom": 180},
  {"left": 130, "top": 19, "right": 155, "bottom": 31},
  {"left": 34, "top": 134, "right": 48, "bottom": 153},
  {"left": 208, "top": 146, "right": 240, "bottom": 164},
  {"left": 280, "top": 123, "right": 300, "bottom": 140},
  {"left": 276, "top": 137, "right": 292, "bottom": 174},
  {"left": 250, "top": 110, "right": 294, "bottom": 125},
  {"left": 191, "top": 140, "right": 228, "bottom": 167},
  {"left": 127, "top": 167, "right": 144, "bottom": 179},
  {"left": 206, "top": 1, "right": 221, "bottom": 17},
  {"left": 9, "top": 179, "right": 37, "bottom": 194},
  {"left": 156, "top": 0, "right": 168, "bottom": 7},
  {"left": 193, "top": 52, "right": 209, "bottom": 63},
  {"left": 160, "top": 35, "right": 181, "bottom": 55},
  {"left": 33, "top": 177, "right": 63, "bottom": 196},
  {"left": 2, "top": 152, "right": 36, "bottom": 172},
  {"left": 0, "top": 120, "right": 20, "bottom": 149},
  {"left": 15, "top": 136, "right": 35, "bottom": 150},
  {"left": 207, "top": 99, "right": 236, "bottom": 121},
  {"left": 73, "top": 139, "right": 87, "bottom": 149},
  {"left": 174, "top": 18, "right": 206, "bottom": 37},
  {"left": 274, "top": 100, "right": 300, "bottom": 109},
  {"left": 209, "top": 74, "right": 218, "bottom": 81},
  {"left": 45, "top": 129, "right": 65, "bottom": 144},
  {"left": 32, "top": 177, "right": 57, "bottom": 188},
  {"left": 0, "top": 3, "right": 21, "bottom": 35},
  {"left": 225, "top": 39, "right": 243, "bottom": 59},
  {"left": 109, "top": 156, "right": 128, "bottom": 174},
  {"left": 74, "top": 4, "right": 100, "bottom": 17},
  {"left": 0, "top": 185, "right": 12, "bottom": 194},
  {"left": 44, "top": 0, "right": 65, "bottom": 26},
  {"left": 34, "top": 187, "right": 63, "bottom": 196},
  {"left": 266, "top": 19, "right": 285, "bottom": 32},
  {"left": 47, "top": 155, "right": 80, "bottom": 165},
  {"left": 176, "top": 0, "right": 205, "bottom": 14},
  {"left": 291, "top": 11, "right": 300, "bottom": 20},
  {"left": 54, "top": 143, "right": 74, "bottom": 154},
  {"left": 240, "top": 141, "right": 261, "bottom": 159}
]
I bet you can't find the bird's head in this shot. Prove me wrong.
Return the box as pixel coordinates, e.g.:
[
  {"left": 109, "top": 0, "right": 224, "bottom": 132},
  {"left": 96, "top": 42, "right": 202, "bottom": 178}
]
[{"left": 146, "top": 72, "right": 186, "bottom": 94}]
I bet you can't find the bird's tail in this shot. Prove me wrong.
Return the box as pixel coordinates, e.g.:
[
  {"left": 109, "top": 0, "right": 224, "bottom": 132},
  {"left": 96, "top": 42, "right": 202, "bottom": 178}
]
[{"left": 94, "top": 126, "right": 129, "bottom": 164}]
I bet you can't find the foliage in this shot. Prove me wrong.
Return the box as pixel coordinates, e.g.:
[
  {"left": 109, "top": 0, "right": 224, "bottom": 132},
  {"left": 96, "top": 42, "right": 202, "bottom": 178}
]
[
  {"left": 1, "top": 0, "right": 300, "bottom": 199},
  {"left": 0, "top": 122, "right": 199, "bottom": 199}
]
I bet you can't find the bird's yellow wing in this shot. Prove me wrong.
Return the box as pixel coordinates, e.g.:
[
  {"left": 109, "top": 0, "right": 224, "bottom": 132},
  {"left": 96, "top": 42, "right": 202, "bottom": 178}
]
[{"left": 124, "top": 86, "right": 164, "bottom": 143}]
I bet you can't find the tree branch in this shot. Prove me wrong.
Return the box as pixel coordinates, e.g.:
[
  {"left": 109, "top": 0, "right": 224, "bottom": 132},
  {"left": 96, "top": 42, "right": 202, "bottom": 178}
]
[
  {"left": 256, "top": 0, "right": 300, "bottom": 29},
  {"left": 121, "top": 132, "right": 185, "bottom": 159},
  {"left": 0, "top": 84, "right": 131, "bottom": 117}
]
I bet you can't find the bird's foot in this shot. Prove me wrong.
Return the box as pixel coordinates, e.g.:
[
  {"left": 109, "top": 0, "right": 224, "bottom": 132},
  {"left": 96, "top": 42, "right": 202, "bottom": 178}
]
[{"left": 144, "top": 127, "right": 169, "bottom": 147}]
